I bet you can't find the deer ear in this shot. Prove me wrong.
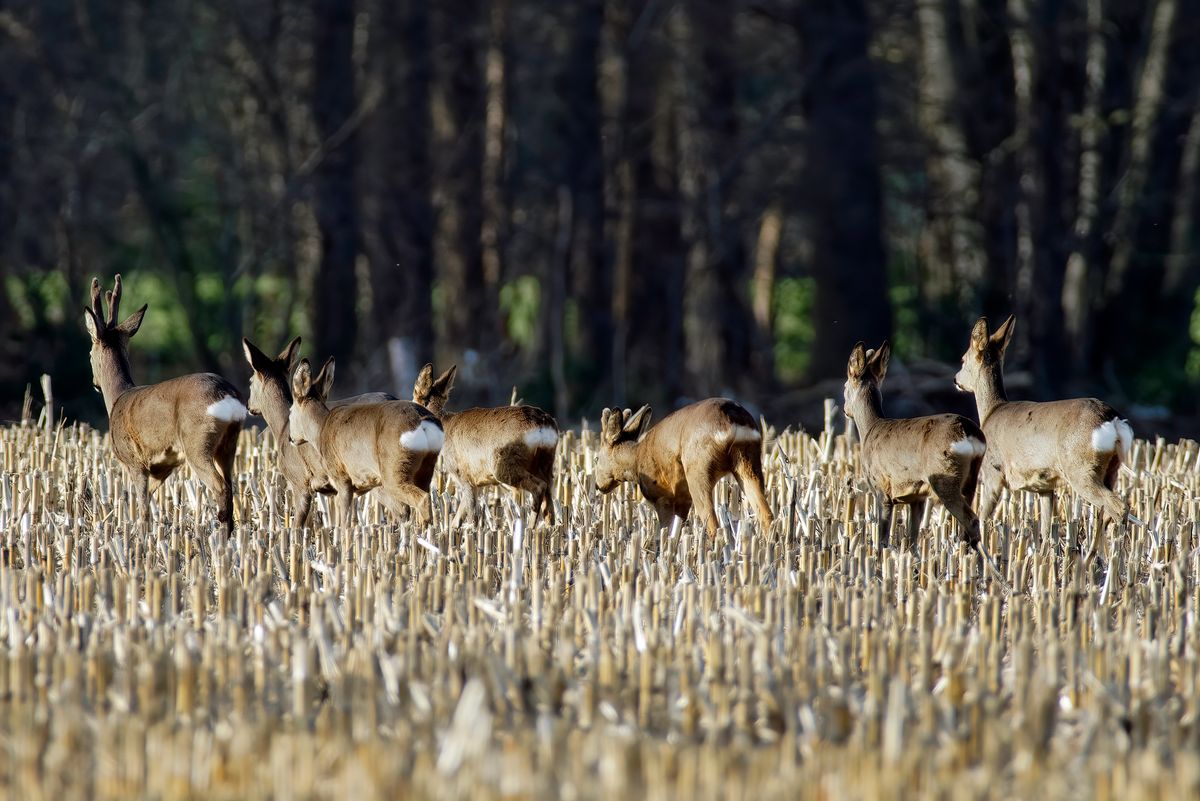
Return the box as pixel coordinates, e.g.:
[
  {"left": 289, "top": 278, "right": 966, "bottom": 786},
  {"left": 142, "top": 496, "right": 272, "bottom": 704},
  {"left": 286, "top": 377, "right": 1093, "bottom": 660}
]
[
  {"left": 870, "top": 341, "right": 892, "bottom": 382},
  {"left": 991, "top": 315, "right": 1015, "bottom": 355},
  {"left": 414, "top": 364, "right": 434, "bottom": 397},
  {"left": 848, "top": 342, "right": 867, "bottom": 378},
  {"left": 970, "top": 318, "right": 990, "bottom": 351},
  {"left": 292, "top": 359, "right": 313, "bottom": 399},
  {"left": 315, "top": 356, "right": 336, "bottom": 400},
  {"left": 114, "top": 304, "right": 147, "bottom": 338},
  {"left": 83, "top": 307, "right": 102, "bottom": 341},
  {"left": 600, "top": 408, "right": 623, "bottom": 445},
  {"left": 433, "top": 365, "right": 457, "bottom": 395},
  {"left": 623, "top": 404, "right": 653, "bottom": 440},
  {"left": 277, "top": 336, "right": 302, "bottom": 371},
  {"left": 243, "top": 337, "right": 273, "bottom": 373}
]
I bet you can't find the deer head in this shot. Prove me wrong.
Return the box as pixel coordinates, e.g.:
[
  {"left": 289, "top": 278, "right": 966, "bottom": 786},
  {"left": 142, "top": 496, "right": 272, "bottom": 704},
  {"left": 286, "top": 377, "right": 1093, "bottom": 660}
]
[
  {"left": 955, "top": 316, "right": 1015, "bottom": 395},
  {"left": 242, "top": 336, "right": 302, "bottom": 417},
  {"left": 595, "top": 405, "right": 653, "bottom": 493},
  {"left": 843, "top": 341, "right": 891, "bottom": 425},
  {"left": 288, "top": 357, "right": 336, "bottom": 445},
  {"left": 82, "top": 275, "right": 148, "bottom": 407},
  {"left": 412, "top": 363, "right": 458, "bottom": 416}
]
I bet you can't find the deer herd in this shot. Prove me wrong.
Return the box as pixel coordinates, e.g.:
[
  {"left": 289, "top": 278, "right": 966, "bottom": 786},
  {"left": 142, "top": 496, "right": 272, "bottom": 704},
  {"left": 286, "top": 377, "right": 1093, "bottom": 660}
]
[{"left": 83, "top": 275, "right": 1137, "bottom": 569}]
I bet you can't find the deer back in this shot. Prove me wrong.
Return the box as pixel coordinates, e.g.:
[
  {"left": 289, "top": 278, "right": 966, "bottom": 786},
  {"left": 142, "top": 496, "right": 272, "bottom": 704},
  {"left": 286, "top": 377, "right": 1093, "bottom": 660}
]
[
  {"left": 109, "top": 374, "right": 245, "bottom": 469},
  {"left": 317, "top": 401, "right": 444, "bottom": 489},
  {"left": 981, "top": 398, "right": 1130, "bottom": 487},
  {"left": 859, "top": 414, "right": 985, "bottom": 499},
  {"left": 441, "top": 405, "right": 559, "bottom": 484},
  {"left": 635, "top": 398, "right": 761, "bottom": 486}
]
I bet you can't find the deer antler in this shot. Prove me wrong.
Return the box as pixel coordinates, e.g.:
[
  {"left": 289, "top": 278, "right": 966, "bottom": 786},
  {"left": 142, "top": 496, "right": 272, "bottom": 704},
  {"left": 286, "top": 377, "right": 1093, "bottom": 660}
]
[
  {"left": 105, "top": 274, "right": 123, "bottom": 327},
  {"left": 89, "top": 277, "right": 105, "bottom": 329}
]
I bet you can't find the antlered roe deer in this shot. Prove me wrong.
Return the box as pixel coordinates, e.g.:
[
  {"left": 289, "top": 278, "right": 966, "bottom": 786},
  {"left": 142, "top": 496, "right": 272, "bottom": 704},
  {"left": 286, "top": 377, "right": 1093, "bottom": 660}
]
[
  {"left": 84, "top": 275, "right": 245, "bottom": 535},
  {"left": 594, "top": 399, "right": 773, "bottom": 536},
  {"left": 955, "top": 316, "right": 1133, "bottom": 526},
  {"left": 844, "top": 342, "right": 986, "bottom": 548},
  {"left": 413, "top": 364, "right": 559, "bottom": 525},
  {"left": 288, "top": 357, "right": 443, "bottom": 528},
  {"left": 242, "top": 336, "right": 396, "bottom": 530}
]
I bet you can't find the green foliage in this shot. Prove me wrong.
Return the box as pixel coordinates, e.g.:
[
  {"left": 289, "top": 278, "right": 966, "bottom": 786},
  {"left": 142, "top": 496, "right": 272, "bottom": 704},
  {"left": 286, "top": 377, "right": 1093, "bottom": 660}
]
[
  {"left": 5, "top": 271, "right": 72, "bottom": 329},
  {"left": 772, "top": 276, "right": 816, "bottom": 381},
  {"left": 499, "top": 275, "right": 541, "bottom": 350}
]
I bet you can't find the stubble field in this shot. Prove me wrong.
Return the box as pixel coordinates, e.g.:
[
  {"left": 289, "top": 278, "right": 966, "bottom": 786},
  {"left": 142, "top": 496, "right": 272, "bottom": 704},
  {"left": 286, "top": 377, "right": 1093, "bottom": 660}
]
[{"left": 0, "top": 413, "right": 1196, "bottom": 800}]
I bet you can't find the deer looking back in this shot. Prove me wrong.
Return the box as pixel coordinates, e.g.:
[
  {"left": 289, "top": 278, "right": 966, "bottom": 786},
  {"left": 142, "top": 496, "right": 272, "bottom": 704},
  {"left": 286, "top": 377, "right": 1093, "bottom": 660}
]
[
  {"left": 84, "top": 275, "right": 246, "bottom": 535},
  {"left": 413, "top": 365, "right": 559, "bottom": 525},
  {"left": 844, "top": 342, "right": 985, "bottom": 547},
  {"left": 242, "top": 336, "right": 396, "bottom": 530},
  {"left": 594, "top": 398, "right": 773, "bottom": 536},
  {"left": 955, "top": 316, "right": 1132, "bottom": 524},
  {"left": 289, "top": 357, "right": 443, "bottom": 528}
]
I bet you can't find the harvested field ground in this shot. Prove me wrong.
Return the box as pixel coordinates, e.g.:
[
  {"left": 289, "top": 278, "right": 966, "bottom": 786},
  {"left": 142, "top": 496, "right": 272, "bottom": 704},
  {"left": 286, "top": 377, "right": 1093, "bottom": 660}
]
[{"left": 0, "top": 417, "right": 1197, "bottom": 800}]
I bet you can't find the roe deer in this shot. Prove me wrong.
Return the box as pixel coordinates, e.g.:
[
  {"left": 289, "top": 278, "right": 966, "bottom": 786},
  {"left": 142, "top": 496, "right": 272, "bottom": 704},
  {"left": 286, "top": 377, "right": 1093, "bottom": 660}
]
[
  {"left": 955, "top": 316, "right": 1133, "bottom": 526},
  {"left": 288, "top": 357, "right": 443, "bottom": 528},
  {"left": 242, "top": 336, "right": 396, "bottom": 529},
  {"left": 844, "top": 342, "right": 985, "bottom": 548},
  {"left": 84, "top": 275, "right": 245, "bottom": 535},
  {"left": 412, "top": 364, "right": 559, "bottom": 525},
  {"left": 595, "top": 399, "right": 773, "bottom": 536}
]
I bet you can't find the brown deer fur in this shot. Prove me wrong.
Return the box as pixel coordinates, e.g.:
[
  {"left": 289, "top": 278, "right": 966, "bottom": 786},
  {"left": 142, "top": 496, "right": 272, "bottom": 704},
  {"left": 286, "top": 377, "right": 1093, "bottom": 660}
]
[
  {"left": 845, "top": 342, "right": 985, "bottom": 548},
  {"left": 288, "top": 357, "right": 443, "bottom": 528},
  {"left": 243, "top": 336, "right": 395, "bottom": 529},
  {"left": 595, "top": 399, "right": 773, "bottom": 536},
  {"left": 955, "top": 316, "right": 1133, "bottom": 524},
  {"left": 84, "top": 275, "right": 245, "bottom": 535},
  {"left": 413, "top": 364, "right": 559, "bottom": 525}
]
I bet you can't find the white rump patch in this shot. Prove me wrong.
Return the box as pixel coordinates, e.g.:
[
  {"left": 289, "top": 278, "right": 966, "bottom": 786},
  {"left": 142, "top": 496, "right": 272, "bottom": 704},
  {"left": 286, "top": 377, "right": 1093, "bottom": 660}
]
[
  {"left": 950, "top": 437, "right": 986, "bottom": 459},
  {"left": 523, "top": 426, "right": 559, "bottom": 449},
  {"left": 207, "top": 396, "right": 248, "bottom": 422},
  {"left": 1093, "top": 419, "right": 1134, "bottom": 457},
  {"left": 400, "top": 420, "right": 445, "bottom": 453},
  {"left": 715, "top": 425, "right": 761, "bottom": 445}
]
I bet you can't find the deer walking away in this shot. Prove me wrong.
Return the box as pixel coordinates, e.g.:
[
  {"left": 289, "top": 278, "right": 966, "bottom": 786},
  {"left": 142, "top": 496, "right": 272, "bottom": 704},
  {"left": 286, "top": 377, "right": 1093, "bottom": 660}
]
[
  {"left": 413, "top": 364, "right": 559, "bottom": 525},
  {"left": 84, "top": 275, "right": 246, "bottom": 535},
  {"left": 844, "top": 341, "right": 985, "bottom": 548},
  {"left": 595, "top": 398, "right": 773, "bottom": 536},
  {"left": 955, "top": 316, "right": 1133, "bottom": 527}
]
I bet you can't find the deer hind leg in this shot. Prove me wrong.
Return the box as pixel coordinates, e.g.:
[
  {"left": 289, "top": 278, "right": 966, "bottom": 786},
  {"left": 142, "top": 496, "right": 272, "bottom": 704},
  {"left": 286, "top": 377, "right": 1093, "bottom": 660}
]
[
  {"left": 732, "top": 447, "right": 774, "bottom": 534},
  {"left": 929, "top": 474, "right": 981, "bottom": 548},
  {"left": 905, "top": 499, "right": 926, "bottom": 550},
  {"left": 186, "top": 426, "right": 237, "bottom": 536},
  {"left": 878, "top": 496, "right": 894, "bottom": 548},
  {"left": 976, "top": 461, "right": 1006, "bottom": 523},
  {"left": 683, "top": 463, "right": 719, "bottom": 537},
  {"left": 389, "top": 483, "right": 433, "bottom": 528},
  {"left": 495, "top": 460, "right": 552, "bottom": 525},
  {"left": 1069, "top": 468, "right": 1128, "bottom": 530}
]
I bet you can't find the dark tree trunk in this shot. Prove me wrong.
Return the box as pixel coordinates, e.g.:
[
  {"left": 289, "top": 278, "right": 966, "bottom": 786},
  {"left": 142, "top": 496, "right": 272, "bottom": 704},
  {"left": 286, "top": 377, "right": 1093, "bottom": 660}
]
[
  {"left": 796, "top": 0, "right": 892, "bottom": 380},
  {"left": 561, "top": 0, "right": 610, "bottom": 403},
  {"left": 311, "top": 0, "right": 361, "bottom": 368},
  {"left": 432, "top": 0, "right": 490, "bottom": 363},
  {"left": 364, "top": 0, "right": 434, "bottom": 393},
  {"left": 671, "top": 0, "right": 753, "bottom": 397}
]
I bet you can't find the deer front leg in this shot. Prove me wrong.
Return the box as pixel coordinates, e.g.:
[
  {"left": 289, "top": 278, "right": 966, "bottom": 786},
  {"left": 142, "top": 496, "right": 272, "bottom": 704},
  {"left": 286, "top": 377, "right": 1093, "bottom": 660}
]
[
  {"left": 333, "top": 479, "right": 355, "bottom": 529},
  {"left": 878, "top": 495, "right": 893, "bottom": 548},
  {"left": 976, "top": 462, "right": 1006, "bottom": 522},
  {"left": 906, "top": 499, "right": 927, "bottom": 549},
  {"left": 133, "top": 471, "right": 151, "bottom": 528}
]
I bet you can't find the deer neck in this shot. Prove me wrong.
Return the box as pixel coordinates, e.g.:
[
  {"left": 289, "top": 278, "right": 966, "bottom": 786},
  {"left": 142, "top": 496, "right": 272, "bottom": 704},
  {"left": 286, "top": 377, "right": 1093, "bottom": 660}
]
[
  {"left": 973, "top": 365, "right": 1009, "bottom": 424},
  {"left": 97, "top": 350, "right": 136, "bottom": 415},
  {"left": 260, "top": 379, "right": 294, "bottom": 443},
  {"left": 846, "top": 385, "right": 884, "bottom": 438}
]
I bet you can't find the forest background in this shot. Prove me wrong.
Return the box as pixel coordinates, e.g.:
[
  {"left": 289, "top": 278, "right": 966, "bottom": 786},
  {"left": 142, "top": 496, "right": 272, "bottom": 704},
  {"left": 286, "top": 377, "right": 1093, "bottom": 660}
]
[{"left": 1, "top": 0, "right": 1197, "bottom": 435}]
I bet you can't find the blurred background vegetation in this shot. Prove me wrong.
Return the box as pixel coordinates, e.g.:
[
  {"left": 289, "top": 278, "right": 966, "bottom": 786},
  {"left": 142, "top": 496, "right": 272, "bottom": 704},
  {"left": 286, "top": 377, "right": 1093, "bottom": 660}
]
[{"left": 0, "top": 0, "right": 1198, "bottom": 433}]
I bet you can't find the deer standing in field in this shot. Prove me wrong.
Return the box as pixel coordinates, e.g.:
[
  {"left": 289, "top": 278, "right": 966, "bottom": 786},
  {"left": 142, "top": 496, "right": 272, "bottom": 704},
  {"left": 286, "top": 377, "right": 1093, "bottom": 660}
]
[
  {"left": 83, "top": 275, "right": 245, "bottom": 535},
  {"left": 288, "top": 357, "right": 443, "bottom": 528},
  {"left": 594, "top": 399, "right": 773, "bottom": 536},
  {"left": 844, "top": 342, "right": 986, "bottom": 548},
  {"left": 412, "top": 364, "right": 559, "bottom": 525},
  {"left": 955, "top": 316, "right": 1133, "bottom": 527},
  {"left": 242, "top": 337, "right": 396, "bottom": 530}
]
